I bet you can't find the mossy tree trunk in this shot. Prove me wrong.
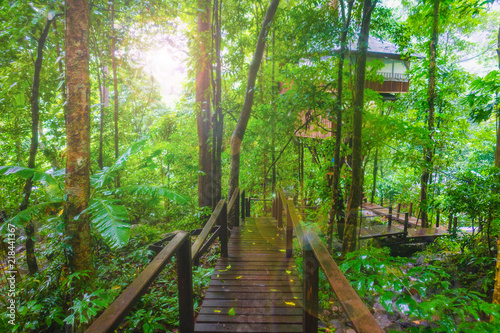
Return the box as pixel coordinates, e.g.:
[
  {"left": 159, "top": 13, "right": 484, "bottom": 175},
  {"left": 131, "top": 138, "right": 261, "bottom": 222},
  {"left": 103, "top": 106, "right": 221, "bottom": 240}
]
[
  {"left": 342, "top": 0, "right": 378, "bottom": 256},
  {"left": 64, "top": 0, "right": 94, "bottom": 280},
  {"left": 328, "top": 0, "right": 354, "bottom": 251},
  {"left": 420, "top": 0, "right": 440, "bottom": 228},
  {"left": 196, "top": 0, "right": 213, "bottom": 212}
]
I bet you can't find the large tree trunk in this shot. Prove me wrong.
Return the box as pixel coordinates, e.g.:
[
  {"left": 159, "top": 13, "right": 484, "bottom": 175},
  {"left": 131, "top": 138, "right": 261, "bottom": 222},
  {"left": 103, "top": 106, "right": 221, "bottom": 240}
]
[
  {"left": 328, "top": 0, "right": 354, "bottom": 251},
  {"left": 196, "top": 0, "right": 213, "bottom": 211},
  {"left": 342, "top": 0, "right": 378, "bottom": 255},
  {"left": 65, "top": 0, "right": 94, "bottom": 280},
  {"left": 212, "top": 0, "right": 223, "bottom": 207},
  {"left": 111, "top": 0, "right": 120, "bottom": 187},
  {"left": 228, "top": 0, "right": 280, "bottom": 199},
  {"left": 420, "top": 0, "right": 439, "bottom": 228},
  {"left": 20, "top": 14, "right": 59, "bottom": 276}
]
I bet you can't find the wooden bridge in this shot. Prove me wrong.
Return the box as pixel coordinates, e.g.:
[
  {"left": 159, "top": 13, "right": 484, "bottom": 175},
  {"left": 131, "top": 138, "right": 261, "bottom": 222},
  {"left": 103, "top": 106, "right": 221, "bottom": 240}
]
[
  {"left": 359, "top": 202, "right": 448, "bottom": 242},
  {"left": 86, "top": 189, "right": 384, "bottom": 333}
]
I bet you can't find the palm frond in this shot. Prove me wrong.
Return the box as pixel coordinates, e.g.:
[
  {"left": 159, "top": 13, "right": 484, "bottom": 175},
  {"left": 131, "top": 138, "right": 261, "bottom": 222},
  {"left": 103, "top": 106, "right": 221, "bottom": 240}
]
[
  {"left": 86, "top": 198, "right": 130, "bottom": 249},
  {"left": 117, "top": 185, "right": 190, "bottom": 205}
]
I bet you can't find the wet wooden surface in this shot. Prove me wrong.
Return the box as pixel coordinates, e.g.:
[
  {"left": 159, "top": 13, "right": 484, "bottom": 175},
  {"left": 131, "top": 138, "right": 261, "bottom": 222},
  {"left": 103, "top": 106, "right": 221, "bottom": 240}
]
[
  {"left": 194, "top": 217, "right": 303, "bottom": 333},
  {"left": 359, "top": 223, "right": 448, "bottom": 240},
  {"left": 361, "top": 202, "right": 448, "bottom": 239}
]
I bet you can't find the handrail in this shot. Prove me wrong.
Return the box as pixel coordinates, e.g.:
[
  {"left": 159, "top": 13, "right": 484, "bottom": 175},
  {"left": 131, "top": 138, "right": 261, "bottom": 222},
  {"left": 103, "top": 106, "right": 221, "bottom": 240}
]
[
  {"left": 191, "top": 199, "right": 226, "bottom": 261},
  {"left": 87, "top": 193, "right": 237, "bottom": 333},
  {"left": 275, "top": 188, "right": 383, "bottom": 333},
  {"left": 86, "top": 232, "right": 194, "bottom": 333}
]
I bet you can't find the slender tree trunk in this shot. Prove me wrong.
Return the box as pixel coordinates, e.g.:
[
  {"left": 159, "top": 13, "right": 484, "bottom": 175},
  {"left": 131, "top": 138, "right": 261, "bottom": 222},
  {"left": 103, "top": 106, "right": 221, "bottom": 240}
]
[
  {"left": 492, "top": 22, "right": 500, "bottom": 311},
  {"left": 65, "top": 0, "right": 94, "bottom": 280},
  {"left": 228, "top": 0, "right": 280, "bottom": 198},
  {"left": 111, "top": 0, "right": 120, "bottom": 187},
  {"left": 420, "top": 0, "right": 439, "bottom": 228},
  {"left": 20, "top": 14, "right": 60, "bottom": 275},
  {"left": 342, "top": 0, "right": 378, "bottom": 255},
  {"left": 328, "top": 0, "right": 355, "bottom": 251}
]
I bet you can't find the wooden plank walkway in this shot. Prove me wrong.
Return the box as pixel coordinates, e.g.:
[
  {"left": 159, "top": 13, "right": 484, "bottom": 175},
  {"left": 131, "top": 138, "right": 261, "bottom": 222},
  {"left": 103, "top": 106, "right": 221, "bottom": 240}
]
[
  {"left": 360, "top": 202, "right": 447, "bottom": 240},
  {"left": 194, "top": 217, "right": 303, "bottom": 333}
]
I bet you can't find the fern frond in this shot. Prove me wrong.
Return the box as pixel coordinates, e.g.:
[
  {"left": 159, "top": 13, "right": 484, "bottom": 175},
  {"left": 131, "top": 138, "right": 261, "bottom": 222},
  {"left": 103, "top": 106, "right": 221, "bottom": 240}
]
[
  {"left": 118, "top": 185, "right": 190, "bottom": 204},
  {"left": 87, "top": 198, "right": 130, "bottom": 249}
]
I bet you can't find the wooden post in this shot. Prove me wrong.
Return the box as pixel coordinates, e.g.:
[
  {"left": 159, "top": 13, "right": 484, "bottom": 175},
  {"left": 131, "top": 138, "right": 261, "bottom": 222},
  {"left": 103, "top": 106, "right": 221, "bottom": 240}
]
[
  {"left": 453, "top": 216, "right": 458, "bottom": 236},
  {"left": 246, "top": 198, "right": 250, "bottom": 217},
  {"left": 286, "top": 205, "right": 293, "bottom": 258},
  {"left": 436, "top": 209, "right": 440, "bottom": 228},
  {"left": 388, "top": 206, "right": 392, "bottom": 226},
  {"left": 219, "top": 202, "right": 228, "bottom": 258},
  {"left": 278, "top": 193, "right": 283, "bottom": 228},
  {"left": 235, "top": 191, "right": 240, "bottom": 227},
  {"left": 404, "top": 213, "right": 409, "bottom": 237},
  {"left": 448, "top": 214, "right": 453, "bottom": 233},
  {"left": 303, "top": 234, "right": 318, "bottom": 333},
  {"left": 396, "top": 203, "right": 401, "bottom": 220},
  {"left": 272, "top": 197, "right": 276, "bottom": 219},
  {"left": 177, "top": 237, "right": 194, "bottom": 333},
  {"left": 409, "top": 202, "right": 413, "bottom": 217},
  {"left": 241, "top": 190, "right": 245, "bottom": 221}
]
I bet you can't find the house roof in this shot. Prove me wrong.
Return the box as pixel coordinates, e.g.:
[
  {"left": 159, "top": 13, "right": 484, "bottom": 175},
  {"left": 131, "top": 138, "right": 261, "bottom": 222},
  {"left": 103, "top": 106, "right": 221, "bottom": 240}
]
[{"left": 335, "top": 36, "right": 422, "bottom": 59}]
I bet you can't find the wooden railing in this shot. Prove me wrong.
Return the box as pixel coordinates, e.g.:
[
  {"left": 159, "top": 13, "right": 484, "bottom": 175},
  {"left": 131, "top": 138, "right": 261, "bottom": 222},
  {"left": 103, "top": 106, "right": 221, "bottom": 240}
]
[
  {"left": 272, "top": 189, "right": 383, "bottom": 333},
  {"left": 86, "top": 188, "right": 244, "bottom": 333}
]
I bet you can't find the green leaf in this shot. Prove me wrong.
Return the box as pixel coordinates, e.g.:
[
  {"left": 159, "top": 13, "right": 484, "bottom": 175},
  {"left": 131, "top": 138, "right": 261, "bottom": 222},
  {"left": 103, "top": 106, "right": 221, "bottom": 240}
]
[
  {"left": 91, "top": 139, "right": 148, "bottom": 189},
  {"left": 228, "top": 308, "right": 235, "bottom": 315},
  {"left": 0, "top": 165, "right": 58, "bottom": 186},
  {"left": 86, "top": 198, "right": 131, "bottom": 249},
  {"left": 2, "top": 199, "right": 64, "bottom": 229}
]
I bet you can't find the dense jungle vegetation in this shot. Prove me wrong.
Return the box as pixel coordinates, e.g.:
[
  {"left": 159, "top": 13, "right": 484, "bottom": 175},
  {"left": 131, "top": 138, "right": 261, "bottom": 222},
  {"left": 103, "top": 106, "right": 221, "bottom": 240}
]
[{"left": 1, "top": 0, "right": 500, "bottom": 332}]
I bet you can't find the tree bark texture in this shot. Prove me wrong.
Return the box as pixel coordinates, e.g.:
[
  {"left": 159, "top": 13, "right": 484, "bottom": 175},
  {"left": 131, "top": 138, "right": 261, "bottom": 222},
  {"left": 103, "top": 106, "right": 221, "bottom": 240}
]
[
  {"left": 212, "top": 0, "right": 223, "bottom": 207},
  {"left": 228, "top": 0, "right": 280, "bottom": 199},
  {"left": 492, "top": 22, "right": 500, "bottom": 311},
  {"left": 196, "top": 0, "right": 213, "bottom": 210},
  {"left": 111, "top": 0, "right": 120, "bottom": 187},
  {"left": 20, "top": 15, "right": 58, "bottom": 275},
  {"left": 65, "top": 0, "right": 94, "bottom": 277},
  {"left": 420, "top": 0, "right": 440, "bottom": 228},
  {"left": 328, "top": 0, "right": 354, "bottom": 251},
  {"left": 495, "top": 24, "right": 500, "bottom": 168},
  {"left": 342, "top": 0, "right": 377, "bottom": 255}
]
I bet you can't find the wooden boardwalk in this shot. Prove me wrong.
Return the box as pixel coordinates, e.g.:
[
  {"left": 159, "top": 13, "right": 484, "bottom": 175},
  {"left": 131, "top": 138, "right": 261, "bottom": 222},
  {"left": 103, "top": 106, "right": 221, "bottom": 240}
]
[
  {"left": 194, "top": 217, "right": 303, "bottom": 333},
  {"left": 360, "top": 202, "right": 447, "bottom": 240}
]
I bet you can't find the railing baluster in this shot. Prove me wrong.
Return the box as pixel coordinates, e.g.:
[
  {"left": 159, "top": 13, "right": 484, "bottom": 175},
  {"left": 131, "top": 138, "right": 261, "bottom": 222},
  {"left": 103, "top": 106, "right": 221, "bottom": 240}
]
[
  {"left": 241, "top": 190, "right": 246, "bottom": 221},
  {"left": 277, "top": 192, "right": 283, "bottom": 228},
  {"left": 303, "top": 233, "right": 318, "bottom": 333},
  {"left": 219, "top": 202, "right": 228, "bottom": 258},
  {"left": 286, "top": 203, "right": 293, "bottom": 258},
  {"left": 177, "top": 237, "right": 194, "bottom": 333},
  {"left": 246, "top": 198, "right": 250, "bottom": 217},
  {"left": 388, "top": 206, "right": 392, "bottom": 226},
  {"left": 235, "top": 190, "right": 240, "bottom": 227}
]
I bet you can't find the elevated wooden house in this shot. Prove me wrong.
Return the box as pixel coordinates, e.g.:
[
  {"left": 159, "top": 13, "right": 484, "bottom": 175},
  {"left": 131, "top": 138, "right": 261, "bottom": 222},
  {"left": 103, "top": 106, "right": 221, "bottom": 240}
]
[{"left": 296, "top": 37, "right": 412, "bottom": 140}]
